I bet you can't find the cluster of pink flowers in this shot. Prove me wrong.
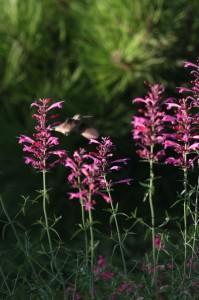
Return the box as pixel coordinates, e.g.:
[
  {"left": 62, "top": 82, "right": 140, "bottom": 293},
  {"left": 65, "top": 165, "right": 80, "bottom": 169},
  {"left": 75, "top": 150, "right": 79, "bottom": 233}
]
[
  {"left": 132, "top": 60, "right": 199, "bottom": 169},
  {"left": 163, "top": 60, "right": 199, "bottom": 169},
  {"left": 65, "top": 137, "right": 131, "bottom": 210},
  {"left": 65, "top": 148, "right": 107, "bottom": 211},
  {"left": 89, "top": 138, "right": 132, "bottom": 186},
  {"left": 163, "top": 97, "right": 198, "bottom": 168},
  {"left": 19, "top": 98, "right": 66, "bottom": 171},
  {"left": 132, "top": 83, "right": 166, "bottom": 162}
]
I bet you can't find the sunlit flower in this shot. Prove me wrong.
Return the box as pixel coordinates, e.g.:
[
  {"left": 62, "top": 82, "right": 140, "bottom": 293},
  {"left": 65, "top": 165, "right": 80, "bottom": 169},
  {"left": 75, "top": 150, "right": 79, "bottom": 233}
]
[{"left": 19, "top": 98, "right": 66, "bottom": 171}]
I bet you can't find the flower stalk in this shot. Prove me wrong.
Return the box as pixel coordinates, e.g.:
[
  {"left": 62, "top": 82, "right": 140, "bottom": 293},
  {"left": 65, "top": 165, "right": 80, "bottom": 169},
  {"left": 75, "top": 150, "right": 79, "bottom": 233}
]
[
  {"left": 42, "top": 170, "right": 53, "bottom": 256},
  {"left": 104, "top": 175, "right": 127, "bottom": 277},
  {"left": 88, "top": 201, "right": 94, "bottom": 299},
  {"left": 132, "top": 83, "right": 166, "bottom": 285},
  {"left": 77, "top": 176, "right": 88, "bottom": 266},
  {"left": 149, "top": 147, "right": 156, "bottom": 283}
]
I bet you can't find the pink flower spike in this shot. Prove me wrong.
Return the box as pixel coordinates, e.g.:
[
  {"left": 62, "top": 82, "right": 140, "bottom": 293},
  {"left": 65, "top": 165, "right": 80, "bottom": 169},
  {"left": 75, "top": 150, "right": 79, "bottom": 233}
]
[
  {"left": 65, "top": 137, "right": 131, "bottom": 210},
  {"left": 132, "top": 82, "right": 166, "bottom": 162},
  {"left": 163, "top": 59, "right": 199, "bottom": 169},
  {"left": 19, "top": 98, "right": 66, "bottom": 171}
]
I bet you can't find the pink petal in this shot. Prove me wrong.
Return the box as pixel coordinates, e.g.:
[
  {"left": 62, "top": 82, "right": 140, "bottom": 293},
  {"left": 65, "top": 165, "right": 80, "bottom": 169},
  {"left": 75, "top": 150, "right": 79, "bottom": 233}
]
[
  {"left": 30, "top": 102, "right": 39, "bottom": 108},
  {"left": 113, "top": 178, "right": 133, "bottom": 185},
  {"left": 65, "top": 158, "right": 77, "bottom": 171},
  {"left": 84, "top": 201, "right": 94, "bottom": 211},
  {"left": 165, "top": 157, "right": 182, "bottom": 166},
  {"left": 47, "top": 101, "right": 64, "bottom": 111},
  {"left": 132, "top": 97, "right": 146, "bottom": 104},
  {"left": 89, "top": 139, "right": 100, "bottom": 145},
  {"left": 162, "top": 115, "right": 176, "bottom": 123},
  {"left": 24, "top": 157, "right": 35, "bottom": 165},
  {"left": 49, "top": 150, "right": 67, "bottom": 157},
  {"left": 110, "top": 166, "right": 121, "bottom": 171},
  {"left": 47, "top": 136, "right": 59, "bottom": 145},
  {"left": 23, "top": 145, "right": 36, "bottom": 153},
  {"left": 184, "top": 61, "right": 199, "bottom": 69},
  {"left": 69, "top": 192, "right": 83, "bottom": 200},
  {"left": 178, "top": 87, "right": 193, "bottom": 93},
  {"left": 164, "top": 140, "right": 182, "bottom": 150},
  {"left": 166, "top": 103, "right": 180, "bottom": 109},
  {"left": 97, "top": 192, "right": 110, "bottom": 203},
  {"left": 19, "top": 135, "right": 34, "bottom": 144},
  {"left": 189, "top": 143, "right": 199, "bottom": 150}
]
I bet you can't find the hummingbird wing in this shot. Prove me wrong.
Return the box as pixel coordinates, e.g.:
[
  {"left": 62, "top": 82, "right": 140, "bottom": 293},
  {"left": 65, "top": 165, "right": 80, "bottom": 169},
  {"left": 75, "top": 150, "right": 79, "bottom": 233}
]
[
  {"left": 74, "top": 117, "right": 99, "bottom": 140},
  {"left": 53, "top": 119, "right": 76, "bottom": 135},
  {"left": 80, "top": 127, "right": 99, "bottom": 140}
]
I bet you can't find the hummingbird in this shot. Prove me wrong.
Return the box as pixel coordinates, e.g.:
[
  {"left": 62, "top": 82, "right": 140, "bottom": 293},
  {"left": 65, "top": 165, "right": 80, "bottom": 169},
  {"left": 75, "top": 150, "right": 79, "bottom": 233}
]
[{"left": 52, "top": 114, "right": 99, "bottom": 140}]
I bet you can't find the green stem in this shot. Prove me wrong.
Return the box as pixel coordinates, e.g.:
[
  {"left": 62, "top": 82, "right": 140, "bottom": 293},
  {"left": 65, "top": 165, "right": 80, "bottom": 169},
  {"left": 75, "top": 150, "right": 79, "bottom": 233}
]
[
  {"left": 183, "top": 166, "right": 188, "bottom": 278},
  {"left": 0, "top": 196, "right": 22, "bottom": 248},
  {"left": 0, "top": 196, "right": 37, "bottom": 278},
  {"left": 42, "top": 171, "right": 65, "bottom": 297},
  {"left": 149, "top": 145, "right": 155, "bottom": 285},
  {"left": 78, "top": 176, "right": 88, "bottom": 266},
  {"left": 189, "top": 176, "right": 199, "bottom": 278},
  {"left": 104, "top": 176, "right": 127, "bottom": 277},
  {"left": 42, "top": 170, "right": 53, "bottom": 255},
  {"left": 88, "top": 205, "right": 94, "bottom": 299}
]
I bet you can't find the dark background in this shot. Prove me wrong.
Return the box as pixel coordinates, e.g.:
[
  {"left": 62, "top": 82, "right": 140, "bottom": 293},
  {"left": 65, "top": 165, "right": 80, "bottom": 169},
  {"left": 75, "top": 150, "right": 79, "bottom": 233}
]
[{"left": 0, "top": 0, "right": 198, "bottom": 251}]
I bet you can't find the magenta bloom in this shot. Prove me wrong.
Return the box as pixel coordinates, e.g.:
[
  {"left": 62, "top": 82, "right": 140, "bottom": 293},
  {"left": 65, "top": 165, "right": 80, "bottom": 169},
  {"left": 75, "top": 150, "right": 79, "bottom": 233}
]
[
  {"left": 89, "top": 137, "right": 132, "bottom": 187},
  {"left": 65, "top": 137, "right": 131, "bottom": 210},
  {"left": 163, "top": 99, "right": 198, "bottom": 168},
  {"left": 132, "top": 83, "right": 166, "bottom": 162},
  {"left": 65, "top": 148, "right": 107, "bottom": 211},
  {"left": 19, "top": 98, "right": 66, "bottom": 171},
  {"left": 163, "top": 60, "right": 199, "bottom": 169},
  {"left": 179, "top": 60, "right": 199, "bottom": 104}
]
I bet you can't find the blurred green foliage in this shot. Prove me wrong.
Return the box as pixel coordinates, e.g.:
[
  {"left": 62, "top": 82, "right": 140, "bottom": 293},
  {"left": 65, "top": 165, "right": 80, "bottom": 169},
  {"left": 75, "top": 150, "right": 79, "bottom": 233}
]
[
  {"left": 0, "top": 0, "right": 198, "bottom": 124},
  {"left": 0, "top": 0, "right": 199, "bottom": 230}
]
